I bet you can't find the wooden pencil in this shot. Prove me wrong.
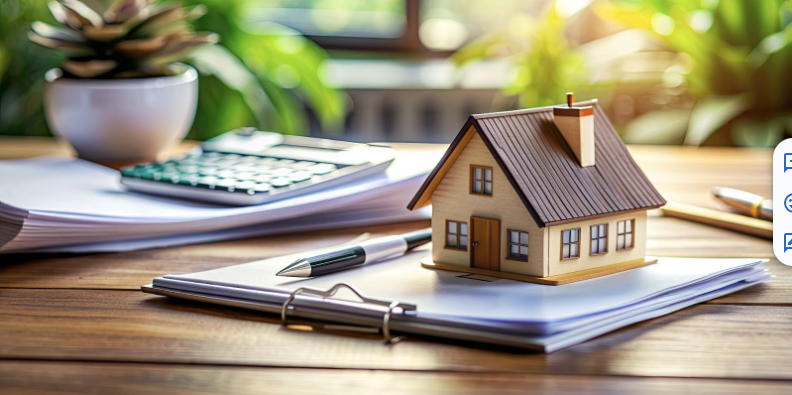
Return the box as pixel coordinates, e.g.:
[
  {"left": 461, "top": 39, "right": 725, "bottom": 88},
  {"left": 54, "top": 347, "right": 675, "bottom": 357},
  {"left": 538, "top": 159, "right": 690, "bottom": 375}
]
[{"left": 660, "top": 201, "right": 772, "bottom": 240}]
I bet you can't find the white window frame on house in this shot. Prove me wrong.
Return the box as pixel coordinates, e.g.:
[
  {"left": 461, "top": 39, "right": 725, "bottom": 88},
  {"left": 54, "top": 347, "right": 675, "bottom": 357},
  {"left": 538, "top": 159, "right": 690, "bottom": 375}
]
[
  {"left": 590, "top": 223, "right": 608, "bottom": 256},
  {"left": 445, "top": 220, "right": 468, "bottom": 251},
  {"left": 617, "top": 219, "right": 635, "bottom": 251},
  {"left": 507, "top": 229, "right": 529, "bottom": 261},
  {"left": 470, "top": 165, "right": 493, "bottom": 196},
  {"left": 561, "top": 228, "right": 580, "bottom": 260}
]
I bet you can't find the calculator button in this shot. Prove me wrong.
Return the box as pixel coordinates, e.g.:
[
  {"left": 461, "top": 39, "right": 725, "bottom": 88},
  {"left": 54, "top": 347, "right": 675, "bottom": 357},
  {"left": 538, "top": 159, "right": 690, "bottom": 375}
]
[
  {"left": 307, "top": 164, "right": 337, "bottom": 175},
  {"left": 274, "top": 159, "right": 296, "bottom": 166},
  {"left": 198, "top": 167, "right": 218, "bottom": 176},
  {"left": 253, "top": 183, "right": 271, "bottom": 193},
  {"left": 177, "top": 165, "right": 200, "bottom": 174},
  {"left": 234, "top": 172, "right": 256, "bottom": 181},
  {"left": 197, "top": 177, "right": 219, "bottom": 189},
  {"left": 253, "top": 174, "right": 272, "bottom": 183},
  {"left": 271, "top": 168, "right": 294, "bottom": 177},
  {"left": 213, "top": 159, "right": 239, "bottom": 168},
  {"left": 232, "top": 162, "right": 256, "bottom": 170},
  {"left": 216, "top": 170, "right": 237, "bottom": 179},
  {"left": 289, "top": 171, "right": 313, "bottom": 183},
  {"left": 291, "top": 161, "right": 316, "bottom": 170},
  {"left": 139, "top": 170, "right": 157, "bottom": 180},
  {"left": 270, "top": 177, "right": 293, "bottom": 188},
  {"left": 251, "top": 165, "right": 273, "bottom": 173},
  {"left": 120, "top": 167, "right": 136, "bottom": 177},
  {"left": 234, "top": 181, "right": 257, "bottom": 190},
  {"left": 198, "top": 156, "right": 221, "bottom": 164},
  {"left": 178, "top": 174, "right": 200, "bottom": 185},
  {"left": 160, "top": 172, "right": 180, "bottom": 182},
  {"left": 216, "top": 178, "right": 238, "bottom": 191}
]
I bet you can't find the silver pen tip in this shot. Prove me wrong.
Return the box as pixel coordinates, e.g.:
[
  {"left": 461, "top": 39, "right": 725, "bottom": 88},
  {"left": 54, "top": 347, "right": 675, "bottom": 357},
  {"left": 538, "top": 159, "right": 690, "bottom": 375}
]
[{"left": 276, "top": 259, "right": 312, "bottom": 277}]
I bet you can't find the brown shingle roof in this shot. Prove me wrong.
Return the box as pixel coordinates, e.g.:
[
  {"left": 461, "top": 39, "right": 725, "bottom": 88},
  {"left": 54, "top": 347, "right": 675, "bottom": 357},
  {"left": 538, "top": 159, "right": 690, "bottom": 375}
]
[{"left": 407, "top": 100, "right": 666, "bottom": 227}]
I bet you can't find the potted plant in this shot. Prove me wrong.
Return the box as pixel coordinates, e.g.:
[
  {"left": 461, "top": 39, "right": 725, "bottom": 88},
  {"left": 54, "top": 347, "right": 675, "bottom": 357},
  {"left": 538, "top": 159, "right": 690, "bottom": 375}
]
[{"left": 29, "top": 0, "right": 218, "bottom": 165}]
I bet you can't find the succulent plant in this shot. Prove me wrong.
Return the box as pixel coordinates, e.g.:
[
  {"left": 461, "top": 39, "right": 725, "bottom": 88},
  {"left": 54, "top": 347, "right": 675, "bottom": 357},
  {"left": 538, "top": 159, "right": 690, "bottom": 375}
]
[{"left": 28, "top": 0, "right": 218, "bottom": 78}]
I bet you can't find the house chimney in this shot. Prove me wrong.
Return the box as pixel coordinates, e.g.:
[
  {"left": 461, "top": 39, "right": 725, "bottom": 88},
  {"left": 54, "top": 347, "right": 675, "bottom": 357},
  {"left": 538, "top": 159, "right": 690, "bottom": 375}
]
[{"left": 553, "top": 92, "right": 595, "bottom": 167}]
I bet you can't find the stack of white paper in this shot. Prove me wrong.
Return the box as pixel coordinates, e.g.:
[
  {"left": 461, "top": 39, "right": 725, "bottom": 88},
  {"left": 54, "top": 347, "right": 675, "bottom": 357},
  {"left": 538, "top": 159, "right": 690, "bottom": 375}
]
[
  {"left": 0, "top": 146, "right": 443, "bottom": 253},
  {"left": 147, "top": 246, "right": 771, "bottom": 352}
]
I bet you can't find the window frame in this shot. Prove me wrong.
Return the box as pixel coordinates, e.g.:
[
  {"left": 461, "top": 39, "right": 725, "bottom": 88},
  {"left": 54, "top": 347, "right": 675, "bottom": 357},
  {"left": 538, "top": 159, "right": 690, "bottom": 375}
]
[
  {"left": 560, "top": 227, "right": 581, "bottom": 260},
  {"left": 506, "top": 229, "right": 529, "bottom": 262},
  {"left": 444, "top": 220, "right": 468, "bottom": 251},
  {"left": 616, "top": 219, "right": 635, "bottom": 251},
  {"left": 469, "top": 165, "right": 493, "bottom": 196},
  {"left": 590, "top": 223, "right": 609, "bottom": 256}
]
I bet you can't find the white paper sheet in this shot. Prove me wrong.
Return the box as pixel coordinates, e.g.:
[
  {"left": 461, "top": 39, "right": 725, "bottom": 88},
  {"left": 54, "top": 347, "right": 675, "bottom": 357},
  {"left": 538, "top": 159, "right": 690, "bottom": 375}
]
[
  {"left": 162, "top": 247, "right": 769, "bottom": 325},
  {"left": 0, "top": 145, "right": 444, "bottom": 252}
]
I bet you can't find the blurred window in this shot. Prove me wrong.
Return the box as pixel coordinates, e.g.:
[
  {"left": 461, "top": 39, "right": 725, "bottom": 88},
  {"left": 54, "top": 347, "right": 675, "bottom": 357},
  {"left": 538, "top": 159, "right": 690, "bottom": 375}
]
[
  {"left": 247, "top": 0, "right": 406, "bottom": 38},
  {"left": 247, "top": 0, "right": 548, "bottom": 53}
]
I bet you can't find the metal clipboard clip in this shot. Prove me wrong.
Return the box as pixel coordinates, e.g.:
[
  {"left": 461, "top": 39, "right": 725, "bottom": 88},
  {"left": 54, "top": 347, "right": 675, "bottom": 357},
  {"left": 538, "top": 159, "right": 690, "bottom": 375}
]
[{"left": 280, "top": 282, "right": 416, "bottom": 344}]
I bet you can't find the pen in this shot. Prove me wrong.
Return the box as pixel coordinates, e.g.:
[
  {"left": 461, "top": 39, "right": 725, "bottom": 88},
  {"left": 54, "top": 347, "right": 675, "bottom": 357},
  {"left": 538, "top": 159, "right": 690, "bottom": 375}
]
[
  {"left": 276, "top": 228, "right": 432, "bottom": 277},
  {"left": 712, "top": 186, "right": 772, "bottom": 221}
]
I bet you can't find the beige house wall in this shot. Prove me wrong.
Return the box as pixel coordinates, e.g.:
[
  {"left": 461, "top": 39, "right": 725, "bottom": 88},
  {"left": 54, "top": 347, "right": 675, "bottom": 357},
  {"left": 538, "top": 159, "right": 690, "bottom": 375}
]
[
  {"left": 546, "top": 210, "right": 648, "bottom": 276},
  {"left": 430, "top": 127, "right": 548, "bottom": 277}
]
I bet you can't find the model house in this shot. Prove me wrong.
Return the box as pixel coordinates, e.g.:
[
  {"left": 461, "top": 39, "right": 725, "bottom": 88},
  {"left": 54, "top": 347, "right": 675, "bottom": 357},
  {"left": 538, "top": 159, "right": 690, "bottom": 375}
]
[{"left": 407, "top": 94, "right": 666, "bottom": 285}]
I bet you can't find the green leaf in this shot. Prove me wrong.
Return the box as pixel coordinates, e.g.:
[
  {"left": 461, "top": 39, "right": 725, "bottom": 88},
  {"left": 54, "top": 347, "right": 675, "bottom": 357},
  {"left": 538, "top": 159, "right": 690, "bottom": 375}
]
[
  {"left": 621, "top": 109, "right": 692, "bottom": 145},
  {"left": 188, "top": 45, "right": 276, "bottom": 129},
  {"left": 684, "top": 94, "right": 751, "bottom": 145},
  {"left": 731, "top": 116, "right": 787, "bottom": 147}
]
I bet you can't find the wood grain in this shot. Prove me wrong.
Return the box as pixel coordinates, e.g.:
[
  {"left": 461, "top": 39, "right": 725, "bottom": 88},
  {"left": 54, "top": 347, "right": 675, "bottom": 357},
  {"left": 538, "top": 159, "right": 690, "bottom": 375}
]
[
  {"left": 0, "top": 221, "right": 429, "bottom": 289},
  {"left": 0, "top": 137, "right": 788, "bottom": 393},
  {"left": 2, "top": 361, "right": 791, "bottom": 395},
  {"left": 629, "top": 146, "right": 772, "bottom": 212},
  {"left": 2, "top": 289, "right": 792, "bottom": 380}
]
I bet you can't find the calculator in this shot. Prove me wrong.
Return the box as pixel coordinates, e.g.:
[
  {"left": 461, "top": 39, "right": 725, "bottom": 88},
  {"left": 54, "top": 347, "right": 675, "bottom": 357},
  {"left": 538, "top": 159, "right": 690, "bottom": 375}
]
[{"left": 120, "top": 128, "right": 396, "bottom": 205}]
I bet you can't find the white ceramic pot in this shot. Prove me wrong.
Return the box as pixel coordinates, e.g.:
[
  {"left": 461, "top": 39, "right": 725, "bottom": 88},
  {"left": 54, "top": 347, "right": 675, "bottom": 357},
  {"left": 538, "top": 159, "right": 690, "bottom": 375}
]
[{"left": 44, "top": 65, "right": 198, "bottom": 164}]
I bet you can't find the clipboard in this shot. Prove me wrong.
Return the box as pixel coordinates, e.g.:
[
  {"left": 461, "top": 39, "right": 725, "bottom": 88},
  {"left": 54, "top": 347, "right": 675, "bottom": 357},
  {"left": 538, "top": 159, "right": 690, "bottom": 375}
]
[{"left": 141, "top": 250, "right": 769, "bottom": 353}]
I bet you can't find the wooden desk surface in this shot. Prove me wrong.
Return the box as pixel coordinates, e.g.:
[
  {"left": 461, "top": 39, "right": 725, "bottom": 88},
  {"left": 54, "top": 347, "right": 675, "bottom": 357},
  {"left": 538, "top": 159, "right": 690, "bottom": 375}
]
[{"left": 1, "top": 137, "right": 789, "bottom": 394}]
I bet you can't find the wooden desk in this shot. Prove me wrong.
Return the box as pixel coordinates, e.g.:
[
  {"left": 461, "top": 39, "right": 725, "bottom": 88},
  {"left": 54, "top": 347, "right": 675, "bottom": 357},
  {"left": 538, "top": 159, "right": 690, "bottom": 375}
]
[{"left": 1, "top": 137, "right": 789, "bottom": 394}]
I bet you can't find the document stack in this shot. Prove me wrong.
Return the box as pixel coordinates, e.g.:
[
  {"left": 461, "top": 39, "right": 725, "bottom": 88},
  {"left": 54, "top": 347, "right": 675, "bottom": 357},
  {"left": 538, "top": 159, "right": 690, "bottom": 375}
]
[{"left": 0, "top": 146, "right": 443, "bottom": 253}]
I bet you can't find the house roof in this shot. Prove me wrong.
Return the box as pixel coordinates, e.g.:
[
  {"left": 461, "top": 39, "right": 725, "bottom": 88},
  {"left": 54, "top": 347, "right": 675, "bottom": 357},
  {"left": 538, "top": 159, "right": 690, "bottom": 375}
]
[{"left": 407, "top": 99, "right": 666, "bottom": 227}]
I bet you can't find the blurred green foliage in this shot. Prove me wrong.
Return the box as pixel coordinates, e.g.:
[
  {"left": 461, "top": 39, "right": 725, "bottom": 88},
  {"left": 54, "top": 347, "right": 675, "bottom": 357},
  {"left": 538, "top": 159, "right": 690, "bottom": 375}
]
[
  {"left": 0, "top": 0, "right": 346, "bottom": 140},
  {"left": 451, "top": 1, "right": 589, "bottom": 109},
  {"left": 453, "top": 0, "right": 792, "bottom": 147},
  {"left": 599, "top": 0, "right": 792, "bottom": 146}
]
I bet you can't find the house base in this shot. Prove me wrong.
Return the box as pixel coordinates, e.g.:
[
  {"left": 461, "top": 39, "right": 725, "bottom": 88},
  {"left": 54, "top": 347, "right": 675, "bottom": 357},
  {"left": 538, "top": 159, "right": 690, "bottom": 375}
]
[{"left": 420, "top": 257, "right": 658, "bottom": 285}]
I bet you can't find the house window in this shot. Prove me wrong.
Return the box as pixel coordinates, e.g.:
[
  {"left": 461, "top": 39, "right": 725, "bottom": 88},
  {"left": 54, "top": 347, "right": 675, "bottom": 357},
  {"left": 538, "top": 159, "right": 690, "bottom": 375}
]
[
  {"left": 561, "top": 228, "right": 580, "bottom": 260},
  {"left": 617, "top": 219, "right": 635, "bottom": 250},
  {"left": 590, "top": 224, "right": 608, "bottom": 255},
  {"left": 507, "top": 230, "right": 529, "bottom": 261},
  {"left": 446, "top": 220, "right": 468, "bottom": 250},
  {"left": 470, "top": 165, "right": 492, "bottom": 195}
]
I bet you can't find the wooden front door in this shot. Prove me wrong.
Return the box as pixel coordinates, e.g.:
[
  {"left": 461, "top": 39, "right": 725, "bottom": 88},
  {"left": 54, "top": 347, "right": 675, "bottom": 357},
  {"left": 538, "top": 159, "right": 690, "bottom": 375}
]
[{"left": 470, "top": 216, "right": 501, "bottom": 271}]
